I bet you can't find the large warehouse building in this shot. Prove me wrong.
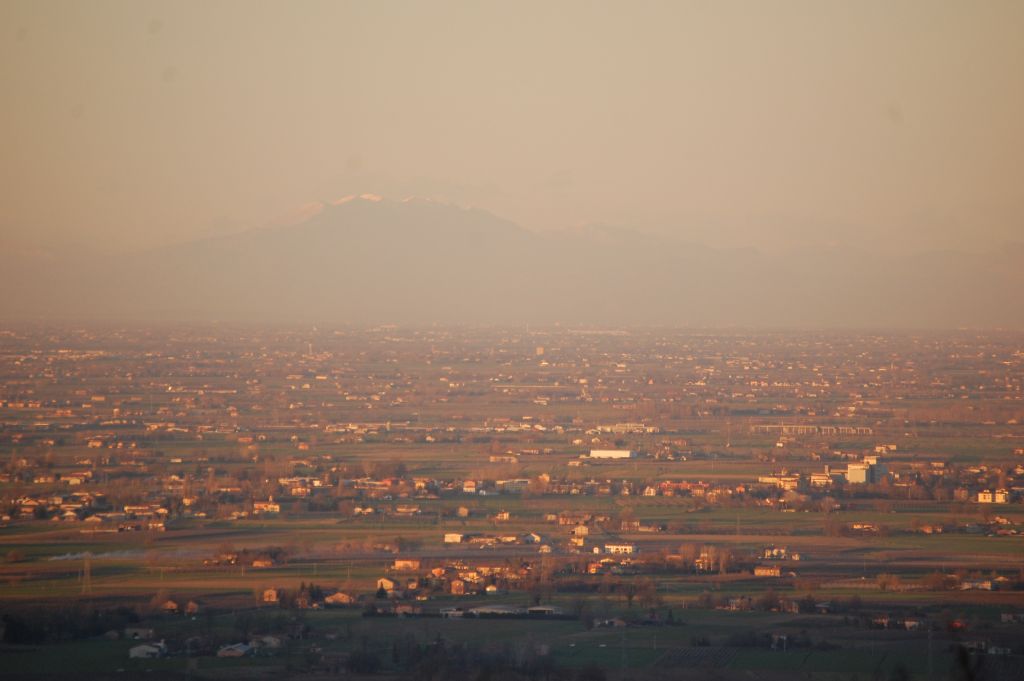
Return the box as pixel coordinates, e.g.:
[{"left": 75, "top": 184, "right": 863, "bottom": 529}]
[{"left": 588, "top": 449, "right": 636, "bottom": 459}]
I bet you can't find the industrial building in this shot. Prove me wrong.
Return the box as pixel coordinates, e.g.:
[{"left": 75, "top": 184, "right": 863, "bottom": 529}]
[{"left": 588, "top": 449, "right": 636, "bottom": 460}]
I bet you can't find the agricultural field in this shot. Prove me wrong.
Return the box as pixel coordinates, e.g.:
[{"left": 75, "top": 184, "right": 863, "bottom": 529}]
[{"left": 2, "top": 326, "right": 1023, "bottom": 680}]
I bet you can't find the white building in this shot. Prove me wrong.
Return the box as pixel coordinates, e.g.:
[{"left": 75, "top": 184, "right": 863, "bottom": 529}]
[
  {"left": 846, "top": 463, "right": 867, "bottom": 483},
  {"left": 589, "top": 449, "right": 636, "bottom": 460},
  {"left": 604, "top": 543, "right": 637, "bottom": 555},
  {"left": 497, "top": 479, "right": 530, "bottom": 493},
  {"left": 847, "top": 457, "right": 888, "bottom": 484}
]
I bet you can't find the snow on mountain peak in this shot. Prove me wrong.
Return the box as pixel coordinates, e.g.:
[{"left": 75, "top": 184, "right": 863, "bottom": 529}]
[{"left": 331, "top": 193, "right": 385, "bottom": 206}]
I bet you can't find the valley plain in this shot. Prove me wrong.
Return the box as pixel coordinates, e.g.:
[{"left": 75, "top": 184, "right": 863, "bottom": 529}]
[{"left": 1, "top": 325, "right": 1023, "bottom": 680}]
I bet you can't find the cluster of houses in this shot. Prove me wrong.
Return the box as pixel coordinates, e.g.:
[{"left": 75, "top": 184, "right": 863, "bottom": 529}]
[
  {"left": 376, "top": 558, "right": 530, "bottom": 599},
  {"left": 752, "top": 454, "right": 1023, "bottom": 509},
  {"left": 251, "top": 557, "right": 538, "bottom": 611},
  {"left": 5, "top": 436, "right": 1022, "bottom": 531},
  {"left": 5, "top": 459, "right": 1021, "bottom": 535},
  {"left": 4, "top": 493, "right": 168, "bottom": 531}
]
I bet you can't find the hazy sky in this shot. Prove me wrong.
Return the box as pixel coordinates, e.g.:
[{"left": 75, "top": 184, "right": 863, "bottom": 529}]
[{"left": 2, "top": 1, "right": 1022, "bottom": 255}]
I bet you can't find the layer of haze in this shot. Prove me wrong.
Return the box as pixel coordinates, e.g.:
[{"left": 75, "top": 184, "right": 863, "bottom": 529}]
[
  {"left": 1, "top": 2, "right": 1023, "bottom": 329},
  {"left": 3, "top": 1, "right": 1022, "bottom": 254}
]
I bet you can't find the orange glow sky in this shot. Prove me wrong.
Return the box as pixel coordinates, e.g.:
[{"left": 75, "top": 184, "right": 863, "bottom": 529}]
[{"left": 2, "top": 1, "right": 1022, "bottom": 255}]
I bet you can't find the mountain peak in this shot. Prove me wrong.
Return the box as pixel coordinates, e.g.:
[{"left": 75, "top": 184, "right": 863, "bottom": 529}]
[
  {"left": 4, "top": 195, "right": 1020, "bottom": 328},
  {"left": 332, "top": 193, "right": 385, "bottom": 205}
]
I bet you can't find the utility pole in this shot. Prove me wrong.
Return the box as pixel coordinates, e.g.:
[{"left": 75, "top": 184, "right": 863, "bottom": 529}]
[{"left": 82, "top": 552, "right": 92, "bottom": 595}]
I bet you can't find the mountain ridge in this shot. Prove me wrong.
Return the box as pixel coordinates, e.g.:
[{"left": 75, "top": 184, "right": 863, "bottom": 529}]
[{"left": 2, "top": 196, "right": 1021, "bottom": 328}]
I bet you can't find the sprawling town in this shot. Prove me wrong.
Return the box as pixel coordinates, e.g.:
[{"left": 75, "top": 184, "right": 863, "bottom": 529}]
[{"left": 0, "top": 325, "right": 1022, "bottom": 680}]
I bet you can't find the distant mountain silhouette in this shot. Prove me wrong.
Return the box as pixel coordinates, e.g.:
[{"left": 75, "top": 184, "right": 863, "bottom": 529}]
[{"left": 3, "top": 196, "right": 1022, "bottom": 328}]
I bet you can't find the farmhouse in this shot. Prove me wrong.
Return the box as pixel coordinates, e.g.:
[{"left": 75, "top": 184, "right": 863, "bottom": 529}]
[
  {"left": 604, "top": 543, "right": 636, "bottom": 555},
  {"left": 253, "top": 500, "right": 280, "bottom": 514},
  {"left": 325, "top": 592, "right": 358, "bottom": 606},
  {"left": 393, "top": 559, "right": 421, "bottom": 572}
]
